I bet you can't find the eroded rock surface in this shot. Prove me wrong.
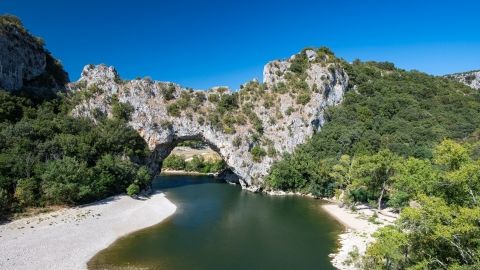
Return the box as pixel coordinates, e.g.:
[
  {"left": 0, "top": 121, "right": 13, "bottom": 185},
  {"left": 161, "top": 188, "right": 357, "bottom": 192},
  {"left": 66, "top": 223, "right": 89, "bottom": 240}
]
[
  {"left": 0, "top": 17, "right": 45, "bottom": 90},
  {"left": 0, "top": 15, "right": 68, "bottom": 91},
  {"left": 447, "top": 70, "right": 480, "bottom": 90},
  {"left": 72, "top": 48, "right": 349, "bottom": 189}
]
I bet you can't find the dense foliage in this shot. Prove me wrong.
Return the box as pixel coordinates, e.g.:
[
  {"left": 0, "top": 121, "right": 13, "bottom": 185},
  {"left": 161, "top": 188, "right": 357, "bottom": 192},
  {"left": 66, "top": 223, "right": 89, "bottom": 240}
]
[
  {"left": 0, "top": 90, "right": 151, "bottom": 219},
  {"left": 265, "top": 59, "right": 480, "bottom": 269},
  {"left": 363, "top": 140, "right": 480, "bottom": 269},
  {"left": 267, "top": 60, "right": 480, "bottom": 198}
]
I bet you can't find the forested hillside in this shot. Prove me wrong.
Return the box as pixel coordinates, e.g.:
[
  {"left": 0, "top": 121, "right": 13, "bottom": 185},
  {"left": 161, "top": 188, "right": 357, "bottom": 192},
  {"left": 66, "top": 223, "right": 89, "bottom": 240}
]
[
  {"left": 266, "top": 61, "right": 480, "bottom": 269},
  {"left": 0, "top": 16, "right": 151, "bottom": 219}
]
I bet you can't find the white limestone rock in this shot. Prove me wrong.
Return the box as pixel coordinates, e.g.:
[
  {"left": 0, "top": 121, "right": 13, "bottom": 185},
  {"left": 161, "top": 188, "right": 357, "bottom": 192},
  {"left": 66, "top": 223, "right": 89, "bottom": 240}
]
[
  {"left": 0, "top": 21, "right": 46, "bottom": 90},
  {"left": 72, "top": 49, "right": 349, "bottom": 190},
  {"left": 447, "top": 70, "right": 480, "bottom": 90}
]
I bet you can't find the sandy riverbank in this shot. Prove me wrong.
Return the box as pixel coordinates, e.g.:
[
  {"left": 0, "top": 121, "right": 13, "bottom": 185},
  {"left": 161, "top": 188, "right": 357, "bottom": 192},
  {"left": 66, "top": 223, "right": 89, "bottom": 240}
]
[
  {"left": 0, "top": 192, "right": 176, "bottom": 270},
  {"left": 322, "top": 203, "right": 397, "bottom": 270}
]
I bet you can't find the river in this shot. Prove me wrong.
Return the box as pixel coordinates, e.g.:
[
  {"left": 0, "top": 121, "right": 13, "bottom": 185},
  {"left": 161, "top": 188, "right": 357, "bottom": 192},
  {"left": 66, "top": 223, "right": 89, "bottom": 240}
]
[{"left": 88, "top": 175, "right": 343, "bottom": 270}]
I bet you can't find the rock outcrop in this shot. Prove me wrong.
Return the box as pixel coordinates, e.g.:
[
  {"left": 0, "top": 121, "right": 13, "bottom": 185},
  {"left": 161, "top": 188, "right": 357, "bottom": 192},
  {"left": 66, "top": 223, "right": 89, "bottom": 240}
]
[
  {"left": 0, "top": 15, "right": 68, "bottom": 91},
  {"left": 72, "top": 48, "right": 349, "bottom": 189},
  {"left": 446, "top": 70, "right": 480, "bottom": 90}
]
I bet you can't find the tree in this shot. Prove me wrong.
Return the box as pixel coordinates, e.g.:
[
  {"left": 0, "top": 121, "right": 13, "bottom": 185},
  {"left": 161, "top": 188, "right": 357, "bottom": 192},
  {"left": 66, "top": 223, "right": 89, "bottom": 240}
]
[
  {"left": 365, "top": 196, "right": 480, "bottom": 269},
  {"left": 434, "top": 139, "right": 470, "bottom": 171},
  {"left": 162, "top": 154, "right": 186, "bottom": 170},
  {"left": 363, "top": 226, "right": 408, "bottom": 270},
  {"left": 388, "top": 157, "right": 439, "bottom": 209},
  {"left": 350, "top": 149, "right": 399, "bottom": 210},
  {"left": 186, "top": 155, "right": 204, "bottom": 172},
  {"left": 0, "top": 188, "right": 10, "bottom": 217},
  {"left": 330, "top": 155, "right": 353, "bottom": 189},
  {"left": 91, "top": 154, "right": 136, "bottom": 198},
  {"left": 40, "top": 157, "right": 92, "bottom": 205},
  {"left": 14, "top": 178, "right": 38, "bottom": 207},
  {"left": 135, "top": 166, "right": 152, "bottom": 188},
  {"left": 111, "top": 101, "right": 134, "bottom": 121}
]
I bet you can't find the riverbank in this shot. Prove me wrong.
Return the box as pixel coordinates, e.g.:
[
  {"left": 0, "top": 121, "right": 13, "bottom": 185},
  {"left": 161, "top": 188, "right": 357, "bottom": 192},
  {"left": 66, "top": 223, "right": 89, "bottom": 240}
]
[
  {"left": 322, "top": 203, "right": 398, "bottom": 270},
  {"left": 0, "top": 192, "right": 176, "bottom": 270}
]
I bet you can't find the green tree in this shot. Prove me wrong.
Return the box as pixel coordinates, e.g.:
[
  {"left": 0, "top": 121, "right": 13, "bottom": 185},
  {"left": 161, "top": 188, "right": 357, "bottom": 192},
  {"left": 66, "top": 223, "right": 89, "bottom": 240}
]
[
  {"left": 135, "top": 166, "right": 152, "bottom": 188},
  {"left": 0, "top": 188, "right": 10, "bottom": 217},
  {"left": 349, "top": 149, "right": 399, "bottom": 210},
  {"left": 162, "top": 154, "right": 186, "bottom": 170},
  {"left": 365, "top": 196, "right": 480, "bottom": 269},
  {"left": 111, "top": 101, "right": 134, "bottom": 121},
  {"left": 40, "top": 157, "right": 92, "bottom": 205},
  {"left": 330, "top": 155, "right": 353, "bottom": 189},
  {"left": 14, "top": 178, "right": 38, "bottom": 207},
  {"left": 363, "top": 226, "right": 408, "bottom": 270},
  {"left": 434, "top": 139, "right": 470, "bottom": 171},
  {"left": 388, "top": 157, "right": 439, "bottom": 209},
  {"left": 185, "top": 155, "right": 204, "bottom": 172}
]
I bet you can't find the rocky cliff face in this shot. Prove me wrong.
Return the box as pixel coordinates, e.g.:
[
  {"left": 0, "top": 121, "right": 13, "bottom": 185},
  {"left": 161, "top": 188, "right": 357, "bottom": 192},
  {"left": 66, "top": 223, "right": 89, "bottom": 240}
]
[
  {"left": 446, "top": 70, "right": 480, "bottom": 90},
  {"left": 72, "top": 48, "right": 349, "bottom": 189},
  {"left": 0, "top": 15, "right": 68, "bottom": 91}
]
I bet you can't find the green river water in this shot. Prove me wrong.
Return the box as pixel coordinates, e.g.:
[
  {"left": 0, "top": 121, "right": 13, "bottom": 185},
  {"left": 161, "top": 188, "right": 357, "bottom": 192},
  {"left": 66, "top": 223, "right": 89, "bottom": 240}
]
[{"left": 88, "top": 175, "right": 343, "bottom": 270}]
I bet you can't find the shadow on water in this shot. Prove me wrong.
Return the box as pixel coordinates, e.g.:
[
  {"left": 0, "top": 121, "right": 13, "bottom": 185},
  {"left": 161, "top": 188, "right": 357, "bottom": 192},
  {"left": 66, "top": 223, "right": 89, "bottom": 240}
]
[
  {"left": 152, "top": 174, "right": 226, "bottom": 190},
  {"left": 88, "top": 175, "right": 342, "bottom": 270}
]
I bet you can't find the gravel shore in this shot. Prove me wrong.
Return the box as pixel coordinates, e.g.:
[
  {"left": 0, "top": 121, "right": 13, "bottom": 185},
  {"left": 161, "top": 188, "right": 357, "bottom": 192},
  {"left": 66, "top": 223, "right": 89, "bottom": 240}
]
[
  {"left": 322, "top": 203, "right": 397, "bottom": 270},
  {"left": 0, "top": 192, "right": 176, "bottom": 270}
]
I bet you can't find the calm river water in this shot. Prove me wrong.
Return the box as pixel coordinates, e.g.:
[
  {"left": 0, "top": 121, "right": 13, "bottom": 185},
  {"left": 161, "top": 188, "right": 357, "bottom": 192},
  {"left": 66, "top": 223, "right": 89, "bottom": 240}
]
[{"left": 88, "top": 175, "right": 342, "bottom": 270}]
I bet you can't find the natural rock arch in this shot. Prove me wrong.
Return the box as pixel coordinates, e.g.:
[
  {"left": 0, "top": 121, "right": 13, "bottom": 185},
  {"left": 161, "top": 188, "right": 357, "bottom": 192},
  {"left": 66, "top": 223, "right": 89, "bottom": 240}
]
[
  {"left": 71, "top": 49, "right": 349, "bottom": 189},
  {"left": 148, "top": 134, "right": 240, "bottom": 184}
]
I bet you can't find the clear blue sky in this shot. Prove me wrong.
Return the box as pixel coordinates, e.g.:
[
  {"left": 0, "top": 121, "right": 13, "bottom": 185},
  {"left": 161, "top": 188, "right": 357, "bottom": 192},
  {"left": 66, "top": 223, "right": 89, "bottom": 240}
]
[{"left": 1, "top": 0, "right": 479, "bottom": 89}]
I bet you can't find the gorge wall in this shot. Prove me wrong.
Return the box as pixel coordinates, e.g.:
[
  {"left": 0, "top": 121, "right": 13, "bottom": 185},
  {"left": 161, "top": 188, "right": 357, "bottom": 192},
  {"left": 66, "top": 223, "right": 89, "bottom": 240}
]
[
  {"left": 446, "top": 70, "right": 480, "bottom": 90},
  {"left": 0, "top": 15, "right": 68, "bottom": 91},
  {"left": 71, "top": 49, "right": 349, "bottom": 189}
]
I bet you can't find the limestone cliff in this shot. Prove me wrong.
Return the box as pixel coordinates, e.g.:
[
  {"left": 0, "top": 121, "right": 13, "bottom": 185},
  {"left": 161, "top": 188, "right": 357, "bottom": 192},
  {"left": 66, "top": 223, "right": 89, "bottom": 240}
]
[
  {"left": 446, "top": 70, "right": 480, "bottom": 90},
  {"left": 72, "top": 48, "right": 349, "bottom": 189},
  {"left": 0, "top": 15, "right": 68, "bottom": 91}
]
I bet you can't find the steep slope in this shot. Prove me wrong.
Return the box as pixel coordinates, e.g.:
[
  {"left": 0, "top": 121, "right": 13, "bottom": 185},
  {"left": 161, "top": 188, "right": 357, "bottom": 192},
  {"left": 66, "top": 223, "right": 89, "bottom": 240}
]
[
  {"left": 0, "top": 15, "right": 68, "bottom": 91},
  {"left": 71, "top": 48, "right": 349, "bottom": 189}
]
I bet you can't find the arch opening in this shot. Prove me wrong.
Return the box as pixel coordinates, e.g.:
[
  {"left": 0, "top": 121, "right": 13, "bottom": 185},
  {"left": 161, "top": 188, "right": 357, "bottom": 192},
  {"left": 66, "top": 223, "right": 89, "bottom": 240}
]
[{"left": 148, "top": 135, "right": 240, "bottom": 185}]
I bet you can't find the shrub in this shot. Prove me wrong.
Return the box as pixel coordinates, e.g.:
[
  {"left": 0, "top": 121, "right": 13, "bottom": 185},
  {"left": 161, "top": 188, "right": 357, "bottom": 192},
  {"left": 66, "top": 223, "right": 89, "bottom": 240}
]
[
  {"left": 208, "top": 93, "right": 219, "bottom": 103},
  {"left": 14, "top": 178, "right": 38, "bottom": 207},
  {"left": 167, "top": 103, "right": 181, "bottom": 117},
  {"left": 162, "top": 154, "right": 186, "bottom": 170},
  {"left": 233, "top": 136, "right": 242, "bottom": 147},
  {"left": 267, "top": 145, "right": 277, "bottom": 157},
  {"left": 40, "top": 157, "right": 92, "bottom": 205},
  {"left": 111, "top": 101, "right": 134, "bottom": 121},
  {"left": 126, "top": 183, "right": 140, "bottom": 196},
  {"left": 134, "top": 166, "right": 152, "bottom": 188},
  {"left": 285, "top": 106, "right": 295, "bottom": 116},
  {"left": 0, "top": 189, "right": 10, "bottom": 217},
  {"left": 161, "top": 83, "right": 176, "bottom": 100},
  {"left": 251, "top": 145, "right": 267, "bottom": 162},
  {"left": 198, "top": 116, "right": 205, "bottom": 125},
  {"left": 177, "top": 91, "right": 191, "bottom": 109},
  {"left": 185, "top": 155, "right": 204, "bottom": 172},
  {"left": 296, "top": 92, "right": 311, "bottom": 105},
  {"left": 289, "top": 53, "right": 308, "bottom": 74},
  {"left": 275, "top": 82, "right": 288, "bottom": 94}
]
